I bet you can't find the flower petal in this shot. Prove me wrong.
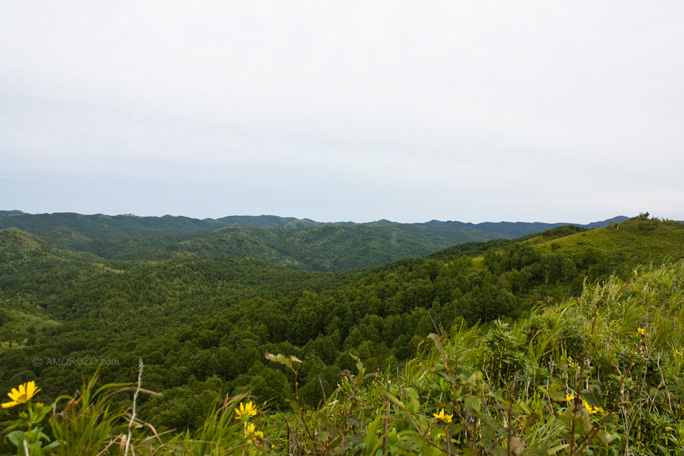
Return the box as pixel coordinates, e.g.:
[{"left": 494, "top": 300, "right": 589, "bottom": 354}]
[{"left": 26, "top": 382, "right": 40, "bottom": 400}]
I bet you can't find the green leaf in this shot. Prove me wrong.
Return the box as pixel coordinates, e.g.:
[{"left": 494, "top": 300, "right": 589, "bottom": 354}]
[
  {"left": 580, "top": 385, "right": 602, "bottom": 407},
  {"left": 30, "top": 403, "right": 53, "bottom": 423},
  {"left": 382, "top": 391, "right": 406, "bottom": 410},
  {"left": 526, "top": 443, "right": 551, "bottom": 456},
  {"left": 580, "top": 408, "right": 592, "bottom": 433},
  {"left": 464, "top": 395, "right": 481, "bottom": 413},
  {"left": 363, "top": 414, "right": 384, "bottom": 456},
  {"left": 548, "top": 444, "right": 570, "bottom": 454},
  {"left": 464, "top": 371, "right": 483, "bottom": 387},
  {"left": 405, "top": 388, "right": 420, "bottom": 414},
  {"left": 538, "top": 382, "right": 567, "bottom": 402},
  {"left": 6, "top": 430, "right": 26, "bottom": 447},
  {"left": 521, "top": 411, "right": 540, "bottom": 430},
  {"left": 428, "top": 333, "right": 446, "bottom": 360},
  {"left": 596, "top": 430, "right": 614, "bottom": 445},
  {"left": 44, "top": 440, "right": 60, "bottom": 451}
]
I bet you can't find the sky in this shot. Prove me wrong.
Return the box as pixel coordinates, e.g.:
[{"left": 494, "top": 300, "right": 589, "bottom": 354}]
[{"left": 1, "top": 1, "right": 683, "bottom": 224}]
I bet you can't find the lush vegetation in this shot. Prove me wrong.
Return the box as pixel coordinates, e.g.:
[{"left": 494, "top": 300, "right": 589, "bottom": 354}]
[
  {"left": 3, "top": 261, "right": 684, "bottom": 454},
  {"left": 1, "top": 213, "right": 683, "bottom": 454},
  {"left": 0, "top": 211, "right": 624, "bottom": 271}
]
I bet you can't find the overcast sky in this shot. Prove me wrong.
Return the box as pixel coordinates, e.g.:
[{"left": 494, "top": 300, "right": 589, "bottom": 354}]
[{"left": 1, "top": 1, "right": 683, "bottom": 223}]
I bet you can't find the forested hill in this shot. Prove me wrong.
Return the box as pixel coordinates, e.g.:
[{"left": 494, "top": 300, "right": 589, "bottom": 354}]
[
  {"left": 1, "top": 215, "right": 683, "bottom": 454},
  {"left": 0, "top": 211, "right": 627, "bottom": 270},
  {"left": 1, "top": 215, "right": 683, "bottom": 438}
]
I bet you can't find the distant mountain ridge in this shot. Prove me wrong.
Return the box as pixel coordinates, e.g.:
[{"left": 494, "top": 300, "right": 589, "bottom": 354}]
[
  {"left": 0, "top": 211, "right": 630, "bottom": 271},
  {"left": 0, "top": 210, "right": 629, "bottom": 233}
]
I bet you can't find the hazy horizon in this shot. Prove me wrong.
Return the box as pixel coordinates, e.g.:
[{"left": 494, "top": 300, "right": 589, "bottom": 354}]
[{"left": 1, "top": 208, "right": 636, "bottom": 226}]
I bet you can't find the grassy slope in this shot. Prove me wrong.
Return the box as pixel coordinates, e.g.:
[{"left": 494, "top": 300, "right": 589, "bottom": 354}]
[
  {"left": 531, "top": 217, "right": 684, "bottom": 265},
  {"left": 432, "top": 218, "right": 684, "bottom": 271}
]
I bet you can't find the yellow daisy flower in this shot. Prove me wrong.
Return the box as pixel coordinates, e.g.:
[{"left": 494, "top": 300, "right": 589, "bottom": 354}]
[
  {"left": 235, "top": 401, "right": 257, "bottom": 420},
  {"left": 246, "top": 423, "right": 264, "bottom": 442},
  {"left": 2, "top": 381, "right": 40, "bottom": 408},
  {"left": 433, "top": 408, "right": 453, "bottom": 424}
]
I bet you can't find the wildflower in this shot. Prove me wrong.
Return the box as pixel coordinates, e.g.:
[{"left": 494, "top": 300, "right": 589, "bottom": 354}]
[
  {"left": 246, "top": 423, "right": 264, "bottom": 442},
  {"left": 235, "top": 401, "right": 257, "bottom": 420},
  {"left": 2, "top": 381, "right": 40, "bottom": 408},
  {"left": 565, "top": 394, "right": 575, "bottom": 402},
  {"left": 581, "top": 398, "right": 604, "bottom": 415},
  {"left": 433, "top": 408, "right": 453, "bottom": 424},
  {"left": 676, "top": 349, "right": 682, "bottom": 356},
  {"left": 637, "top": 327, "right": 645, "bottom": 336}
]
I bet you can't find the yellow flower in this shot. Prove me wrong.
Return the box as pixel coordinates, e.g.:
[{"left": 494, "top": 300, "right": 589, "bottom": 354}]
[
  {"left": 565, "top": 394, "right": 575, "bottom": 402},
  {"left": 581, "top": 399, "right": 604, "bottom": 415},
  {"left": 433, "top": 408, "right": 453, "bottom": 424},
  {"left": 235, "top": 401, "right": 257, "bottom": 420},
  {"left": 2, "top": 381, "right": 40, "bottom": 408},
  {"left": 637, "top": 327, "right": 645, "bottom": 336},
  {"left": 245, "top": 423, "right": 264, "bottom": 442}
]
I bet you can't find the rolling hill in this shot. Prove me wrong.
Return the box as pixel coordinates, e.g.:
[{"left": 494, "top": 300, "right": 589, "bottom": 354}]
[
  {"left": 0, "top": 211, "right": 628, "bottom": 270},
  {"left": 3, "top": 213, "right": 682, "bottom": 453},
  {"left": 2, "top": 216, "right": 682, "bottom": 454}
]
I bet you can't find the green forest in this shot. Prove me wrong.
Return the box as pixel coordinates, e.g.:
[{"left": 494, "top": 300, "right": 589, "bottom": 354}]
[{"left": 1, "top": 213, "right": 683, "bottom": 455}]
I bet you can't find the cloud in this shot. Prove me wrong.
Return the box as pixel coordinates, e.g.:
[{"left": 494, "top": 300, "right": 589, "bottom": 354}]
[{"left": 1, "top": 1, "right": 683, "bottom": 222}]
